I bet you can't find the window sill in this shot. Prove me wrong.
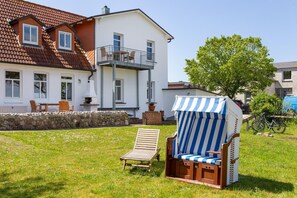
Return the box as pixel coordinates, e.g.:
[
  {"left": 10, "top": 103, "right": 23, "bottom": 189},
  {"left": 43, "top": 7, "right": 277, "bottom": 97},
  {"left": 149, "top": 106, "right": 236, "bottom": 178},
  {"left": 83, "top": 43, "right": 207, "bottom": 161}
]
[
  {"left": 58, "top": 48, "right": 74, "bottom": 53},
  {"left": 282, "top": 79, "right": 292, "bottom": 82}
]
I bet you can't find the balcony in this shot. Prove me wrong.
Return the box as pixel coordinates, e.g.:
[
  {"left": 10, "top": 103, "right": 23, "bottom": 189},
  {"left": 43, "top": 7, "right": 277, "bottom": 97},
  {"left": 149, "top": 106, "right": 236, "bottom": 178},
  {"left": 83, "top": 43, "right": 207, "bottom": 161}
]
[{"left": 97, "top": 45, "right": 155, "bottom": 70}]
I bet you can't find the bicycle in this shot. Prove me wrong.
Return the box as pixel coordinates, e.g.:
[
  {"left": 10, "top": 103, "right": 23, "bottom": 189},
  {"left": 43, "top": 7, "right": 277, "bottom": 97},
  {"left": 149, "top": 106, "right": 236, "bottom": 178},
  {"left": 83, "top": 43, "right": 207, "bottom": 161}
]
[{"left": 251, "top": 113, "right": 286, "bottom": 133}]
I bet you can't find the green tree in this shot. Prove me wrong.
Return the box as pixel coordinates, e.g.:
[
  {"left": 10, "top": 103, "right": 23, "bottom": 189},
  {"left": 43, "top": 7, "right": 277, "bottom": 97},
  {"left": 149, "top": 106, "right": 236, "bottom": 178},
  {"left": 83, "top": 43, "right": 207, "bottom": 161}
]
[
  {"left": 250, "top": 92, "right": 282, "bottom": 115},
  {"left": 184, "top": 34, "right": 276, "bottom": 98}
]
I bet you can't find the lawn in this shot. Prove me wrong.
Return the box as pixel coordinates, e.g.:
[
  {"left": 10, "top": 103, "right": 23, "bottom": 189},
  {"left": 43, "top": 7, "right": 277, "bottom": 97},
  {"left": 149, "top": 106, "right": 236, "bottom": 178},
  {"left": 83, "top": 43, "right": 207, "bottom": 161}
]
[{"left": 0, "top": 122, "right": 296, "bottom": 197}]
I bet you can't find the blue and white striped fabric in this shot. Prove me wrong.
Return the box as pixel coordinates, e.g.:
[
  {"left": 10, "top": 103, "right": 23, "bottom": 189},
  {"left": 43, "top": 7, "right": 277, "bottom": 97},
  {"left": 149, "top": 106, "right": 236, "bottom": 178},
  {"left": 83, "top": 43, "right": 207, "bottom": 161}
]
[
  {"left": 172, "top": 96, "right": 228, "bottom": 165},
  {"left": 174, "top": 154, "right": 222, "bottom": 165},
  {"left": 172, "top": 96, "right": 227, "bottom": 119}
]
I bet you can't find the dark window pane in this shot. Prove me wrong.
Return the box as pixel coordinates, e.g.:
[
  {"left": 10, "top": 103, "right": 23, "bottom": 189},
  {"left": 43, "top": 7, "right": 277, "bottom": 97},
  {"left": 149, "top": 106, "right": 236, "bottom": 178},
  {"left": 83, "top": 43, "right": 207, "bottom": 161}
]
[
  {"left": 24, "top": 25, "right": 30, "bottom": 42},
  {"left": 34, "top": 73, "right": 46, "bottom": 81},
  {"left": 67, "top": 82, "right": 72, "bottom": 100},
  {"left": 13, "top": 81, "right": 20, "bottom": 97},
  {"left": 60, "top": 33, "right": 65, "bottom": 47},
  {"left": 31, "top": 27, "right": 37, "bottom": 43},
  {"left": 41, "top": 82, "right": 47, "bottom": 98},
  {"left": 65, "top": 34, "right": 71, "bottom": 48},
  {"left": 5, "top": 80, "right": 12, "bottom": 97},
  {"left": 61, "top": 76, "right": 72, "bottom": 80},
  {"left": 34, "top": 82, "right": 40, "bottom": 98},
  {"left": 61, "top": 82, "right": 66, "bottom": 100},
  {"left": 283, "top": 71, "right": 291, "bottom": 80},
  {"left": 6, "top": 71, "right": 20, "bottom": 79}
]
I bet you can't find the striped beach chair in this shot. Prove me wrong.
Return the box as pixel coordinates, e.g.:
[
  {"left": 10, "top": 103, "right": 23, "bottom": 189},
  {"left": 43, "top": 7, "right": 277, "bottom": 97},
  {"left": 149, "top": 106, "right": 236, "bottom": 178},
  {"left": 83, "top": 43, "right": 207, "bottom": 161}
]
[{"left": 165, "top": 96, "right": 242, "bottom": 189}]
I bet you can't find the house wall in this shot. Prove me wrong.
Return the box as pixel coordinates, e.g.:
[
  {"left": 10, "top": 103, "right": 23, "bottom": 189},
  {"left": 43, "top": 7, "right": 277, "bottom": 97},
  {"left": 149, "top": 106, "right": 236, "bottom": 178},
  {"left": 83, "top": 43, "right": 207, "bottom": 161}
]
[
  {"left": 73, "top": 20, "right": 96, "bottom": 65},
  {"left": 101, "top": 67, "right": 137, "bottom": 107},
  {"left": 94, "top": 12, "right": 169, "bottom": 118},
  {"left": 13, "top": 17, "right": 43, "bottom": 46},
  {"left": 0, "top": 62, "right": 90, "bottom": 112},
  {"left": 265, "top": 68, "right": 297, "bottom": 98},
  {"left": 162, "top": 89, "right": 217, "bottom": 119}
]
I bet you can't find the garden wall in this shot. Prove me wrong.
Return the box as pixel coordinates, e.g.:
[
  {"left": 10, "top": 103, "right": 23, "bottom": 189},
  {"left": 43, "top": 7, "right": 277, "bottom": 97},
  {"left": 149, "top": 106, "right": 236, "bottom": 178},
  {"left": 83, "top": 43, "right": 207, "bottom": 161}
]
[{"left": 0, "top": 111, "right": 129, "bottom": 130}]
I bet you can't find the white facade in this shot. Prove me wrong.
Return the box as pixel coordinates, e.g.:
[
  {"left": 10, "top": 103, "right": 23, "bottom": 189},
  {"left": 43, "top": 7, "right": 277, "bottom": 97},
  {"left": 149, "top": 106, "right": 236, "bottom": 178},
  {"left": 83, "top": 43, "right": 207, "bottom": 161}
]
[
  {"left": 162, "top": 89, "right": 217, "bottom": 119},
  {"left": 0, "top": 62, "right": 91, "bottom": 112},
  {"left": 94, "top": 11, "right": 171, "bottom": 117}
]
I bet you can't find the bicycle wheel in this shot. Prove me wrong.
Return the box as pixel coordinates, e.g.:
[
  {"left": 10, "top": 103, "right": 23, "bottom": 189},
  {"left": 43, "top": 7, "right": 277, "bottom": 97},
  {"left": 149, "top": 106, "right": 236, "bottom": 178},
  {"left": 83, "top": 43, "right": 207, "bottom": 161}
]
[
  {"left": 272, "top": 121, "right": 286, "bottom": 133},
  {"left": 251, "top": 120, "right": 265, "bottom": 133}
]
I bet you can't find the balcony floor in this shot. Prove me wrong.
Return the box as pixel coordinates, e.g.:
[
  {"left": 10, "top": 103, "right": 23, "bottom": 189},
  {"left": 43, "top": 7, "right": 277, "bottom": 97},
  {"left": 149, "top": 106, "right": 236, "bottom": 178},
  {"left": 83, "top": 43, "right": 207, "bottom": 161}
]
[{"left": 97, "top": 60, "right": 154, "bottom": 70}]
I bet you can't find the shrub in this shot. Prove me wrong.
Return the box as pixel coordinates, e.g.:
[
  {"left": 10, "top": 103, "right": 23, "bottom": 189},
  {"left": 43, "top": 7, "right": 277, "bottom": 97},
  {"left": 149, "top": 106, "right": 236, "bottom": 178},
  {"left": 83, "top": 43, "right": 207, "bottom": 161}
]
[{"left": 250, "top": 92, "right": 282, "bottom": 115}]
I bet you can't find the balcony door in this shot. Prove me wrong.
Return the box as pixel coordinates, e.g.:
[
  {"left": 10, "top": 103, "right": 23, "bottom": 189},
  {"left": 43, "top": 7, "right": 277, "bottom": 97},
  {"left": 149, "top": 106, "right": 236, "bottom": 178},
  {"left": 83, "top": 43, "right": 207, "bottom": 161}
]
[{"left": 113, "top": 33, "right": 123, "bottom": 52}]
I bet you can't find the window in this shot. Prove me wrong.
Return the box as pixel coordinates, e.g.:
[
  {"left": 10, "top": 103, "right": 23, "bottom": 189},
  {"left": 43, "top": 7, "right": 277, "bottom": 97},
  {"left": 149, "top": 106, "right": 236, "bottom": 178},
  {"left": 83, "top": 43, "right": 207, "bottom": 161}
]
[
  {"left": 59, "top": 31, "right": 72, "bottom": 50},
  {"left": 113, "top": 34, "right": 122, "bottom": 52},
  {"left": 115, "top": 79, "right": 123, "bottom": 102},
  {"left": 147, "top": 81, "right": 155, "bottom": 102},
  {"left": 5, "top": 71, "right": 20, "bottom": 98},
  {"left": 283, "top": 71, "right": 292, "bottom": 81},
  {"left": 61, "top": 76, "right": 73, "bottom": 101},
  {"left": 34, "top": 73, "right": 47, "bottom": 99},
  {"left": 147, "top": 41, "right": 154, "bottom": 61},
  {"left": 23, "top": 24, "right": 38, "bottom": 45}
]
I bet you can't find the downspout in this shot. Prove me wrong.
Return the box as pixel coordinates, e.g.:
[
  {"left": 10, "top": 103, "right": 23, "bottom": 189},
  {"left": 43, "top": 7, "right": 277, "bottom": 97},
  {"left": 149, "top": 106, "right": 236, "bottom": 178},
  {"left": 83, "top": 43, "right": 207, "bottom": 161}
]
[{"left": 88, "top": 70, "right": 94, "bottom": 82}]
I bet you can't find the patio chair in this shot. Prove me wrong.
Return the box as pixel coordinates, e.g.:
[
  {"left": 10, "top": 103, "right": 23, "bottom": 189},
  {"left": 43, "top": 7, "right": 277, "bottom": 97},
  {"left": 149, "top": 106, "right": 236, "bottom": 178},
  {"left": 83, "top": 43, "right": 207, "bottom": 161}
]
[
  {"left": 59, "top": 100, "right": 74, "bottom": 112},
  {"left": 120, "top": 128, "right": 161, "bottom": 171},
  {"left": 30, "top": 100, "right": 43, "bottom": 112},
  {"left": 100, "top": 47, "right": 112, "bottom": 60},
  {"left": 165, "top": 96, "right": 242, "bottom": 189}
]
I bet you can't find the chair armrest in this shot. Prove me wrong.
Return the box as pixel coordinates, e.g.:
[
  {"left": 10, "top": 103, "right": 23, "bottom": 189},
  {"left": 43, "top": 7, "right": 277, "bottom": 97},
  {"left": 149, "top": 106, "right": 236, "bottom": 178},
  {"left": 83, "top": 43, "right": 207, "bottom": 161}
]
[
  {"left": 225, "top": 133, "right": 240, "bottom": 146},
  {"left": 206, "top": 150, "right": 221, "bottom": 155}
]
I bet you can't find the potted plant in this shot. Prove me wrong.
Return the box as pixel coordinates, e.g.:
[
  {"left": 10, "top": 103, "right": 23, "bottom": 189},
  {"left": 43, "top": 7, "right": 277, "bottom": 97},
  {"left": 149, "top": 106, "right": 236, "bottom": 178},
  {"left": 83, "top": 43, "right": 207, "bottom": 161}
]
[{"left": 148, "top": 102, "right": 155, "bottom": 111}]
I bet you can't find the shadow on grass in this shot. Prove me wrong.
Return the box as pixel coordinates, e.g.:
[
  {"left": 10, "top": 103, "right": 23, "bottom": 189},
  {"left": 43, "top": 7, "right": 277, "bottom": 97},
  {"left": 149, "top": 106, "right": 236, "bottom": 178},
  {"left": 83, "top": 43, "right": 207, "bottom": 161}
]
[
  {"left": 227, "top": 174, "right": 294, "bottom": 193},
  {"left": 129, "top": 160, "right": 165, "bottom": 177},
  {"left": 0, "top": 171, "right": 65, "bottom": 197}
]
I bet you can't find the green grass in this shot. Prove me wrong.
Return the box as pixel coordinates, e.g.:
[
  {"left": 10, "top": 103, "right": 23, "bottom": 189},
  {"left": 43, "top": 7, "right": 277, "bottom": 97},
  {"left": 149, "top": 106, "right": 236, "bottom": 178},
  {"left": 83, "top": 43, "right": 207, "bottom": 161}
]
[{"left": 0, "top": 123, "right": 296, "bottom": 197}]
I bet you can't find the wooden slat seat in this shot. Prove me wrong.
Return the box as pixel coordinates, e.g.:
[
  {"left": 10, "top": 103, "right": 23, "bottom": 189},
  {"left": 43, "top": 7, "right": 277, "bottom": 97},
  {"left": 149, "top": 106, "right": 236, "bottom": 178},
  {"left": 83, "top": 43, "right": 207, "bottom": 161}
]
[{"left": 120, "top": 128, "right": 160, "bottom": 171}]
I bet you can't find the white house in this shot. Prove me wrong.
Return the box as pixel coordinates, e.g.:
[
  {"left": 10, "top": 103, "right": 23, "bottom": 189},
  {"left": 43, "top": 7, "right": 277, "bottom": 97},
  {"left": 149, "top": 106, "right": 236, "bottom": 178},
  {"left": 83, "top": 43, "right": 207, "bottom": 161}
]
[
  {"left": 0, "top": 1, "right": 173, "bottom": 118},
  {"left": 73, "top": 7, "right": 174, "bottom": 117},
  {"left": 266, "top": 61, "right": 297, "bottom": 98}
]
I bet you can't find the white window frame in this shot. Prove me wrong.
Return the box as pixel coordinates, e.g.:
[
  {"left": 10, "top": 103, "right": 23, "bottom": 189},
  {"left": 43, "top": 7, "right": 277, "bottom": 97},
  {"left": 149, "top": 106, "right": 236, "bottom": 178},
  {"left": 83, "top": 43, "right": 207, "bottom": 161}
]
[
  {"left": 61, "top": 76, "right": 73, "bottom": 101},
  {"left": 34, "top": 73, "right": 48, "bottom": 99},
  {"left": 147, "top": 41, "right": 154, "bottom": 61},
  {"left": 59, "top": 31, "right": 72, "bottom": 50},
  {"left": 115, "top": 79, "right": 124, "bottom": 102},
  {"left": 23, "top": 24, "right": 38, "bottom": 45},
  {"left": 5, "top": 71, "right": 21, "bottom": 98},
  {"left": 283, "top": 70, "right": 292, "bottom": 81}
]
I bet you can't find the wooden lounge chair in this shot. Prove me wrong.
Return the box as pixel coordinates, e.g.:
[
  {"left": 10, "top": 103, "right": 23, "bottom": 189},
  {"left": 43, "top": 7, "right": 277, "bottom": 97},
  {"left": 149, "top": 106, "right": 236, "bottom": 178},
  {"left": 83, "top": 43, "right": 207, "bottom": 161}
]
[
  {"left": 59, "top": 100, "right": 74, "bottom": 112},
  {"left": 120, "top": 128, "right": 161, "bottom": 171}
]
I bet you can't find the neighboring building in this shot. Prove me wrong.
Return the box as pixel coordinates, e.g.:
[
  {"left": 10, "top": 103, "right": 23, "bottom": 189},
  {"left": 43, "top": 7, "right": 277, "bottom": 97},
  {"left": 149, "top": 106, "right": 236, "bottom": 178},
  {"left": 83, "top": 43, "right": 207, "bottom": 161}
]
[
  {"left": 0, "top": 0, "right": 173, "bottom": 118},
  {"left": 0, "top": 0, "right": 93, "bottom": 113},
  {"left": 162, "top": 81, "right": 217, "bottom": 119},
  {"left": 266, "top": 61, "right": 297, "bottom": 99}
]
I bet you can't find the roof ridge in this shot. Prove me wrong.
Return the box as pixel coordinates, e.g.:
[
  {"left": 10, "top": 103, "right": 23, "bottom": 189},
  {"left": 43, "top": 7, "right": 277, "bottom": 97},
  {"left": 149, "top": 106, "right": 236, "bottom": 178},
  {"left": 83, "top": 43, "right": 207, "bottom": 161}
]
[{"left": 21, "top": 0, "right": 86, "bottom": 19}]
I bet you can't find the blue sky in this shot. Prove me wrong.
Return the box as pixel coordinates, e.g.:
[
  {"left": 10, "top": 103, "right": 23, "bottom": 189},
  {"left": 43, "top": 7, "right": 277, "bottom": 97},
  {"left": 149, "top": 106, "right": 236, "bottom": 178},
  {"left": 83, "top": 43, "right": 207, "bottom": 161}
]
[{"left": 28, "top": 0, "right": 297, "bottom": 82}]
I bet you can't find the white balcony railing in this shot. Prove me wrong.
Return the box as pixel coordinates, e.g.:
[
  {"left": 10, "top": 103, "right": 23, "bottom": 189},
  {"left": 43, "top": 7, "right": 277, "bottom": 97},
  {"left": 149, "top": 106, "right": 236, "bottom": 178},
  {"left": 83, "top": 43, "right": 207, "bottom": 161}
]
[{"left": 97, "top": 45, "right": 155, "bottom": 68}]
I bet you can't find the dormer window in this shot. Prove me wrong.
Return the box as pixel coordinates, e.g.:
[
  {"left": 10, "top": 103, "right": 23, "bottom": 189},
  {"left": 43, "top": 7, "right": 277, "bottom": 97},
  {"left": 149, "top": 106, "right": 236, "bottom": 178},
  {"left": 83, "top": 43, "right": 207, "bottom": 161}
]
[
  {"left": 59, "top": 31, "right": 72, "bottom": 50},
  {"left": 23, "top": 24, "right": 38, "bottom": 45}
]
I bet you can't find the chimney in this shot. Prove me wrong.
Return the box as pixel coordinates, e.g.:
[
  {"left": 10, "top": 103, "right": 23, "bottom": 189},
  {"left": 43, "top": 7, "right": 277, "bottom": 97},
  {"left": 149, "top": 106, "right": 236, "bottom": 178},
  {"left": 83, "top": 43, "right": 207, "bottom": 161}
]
[{"left": 102, "top": 6, "right": 110, "bottom": 14}]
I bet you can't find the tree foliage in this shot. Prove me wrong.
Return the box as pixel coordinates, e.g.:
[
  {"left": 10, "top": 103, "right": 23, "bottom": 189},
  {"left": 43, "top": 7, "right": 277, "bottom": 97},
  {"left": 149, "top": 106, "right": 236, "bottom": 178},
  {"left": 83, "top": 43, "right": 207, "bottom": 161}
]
[
  {"left": 250, "top": 92, "right": 282, "bottom": 115},
  {"left": 184, "top": 34, "right": 276, "bottom": 98}
]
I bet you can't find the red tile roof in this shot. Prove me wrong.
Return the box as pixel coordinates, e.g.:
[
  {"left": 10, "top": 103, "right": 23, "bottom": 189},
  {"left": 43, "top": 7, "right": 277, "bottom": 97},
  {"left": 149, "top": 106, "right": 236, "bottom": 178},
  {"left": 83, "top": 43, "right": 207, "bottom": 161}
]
[{"left": 0, "top": 0, "right": 93, "bottom": 71}]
